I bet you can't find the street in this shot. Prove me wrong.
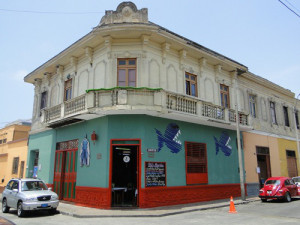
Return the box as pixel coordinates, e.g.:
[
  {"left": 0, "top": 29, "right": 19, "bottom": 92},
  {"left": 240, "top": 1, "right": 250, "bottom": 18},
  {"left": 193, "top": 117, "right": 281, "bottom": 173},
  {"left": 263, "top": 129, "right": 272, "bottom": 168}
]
[{"left": 1, "top": 199, "right": 300, "bottom": 225}]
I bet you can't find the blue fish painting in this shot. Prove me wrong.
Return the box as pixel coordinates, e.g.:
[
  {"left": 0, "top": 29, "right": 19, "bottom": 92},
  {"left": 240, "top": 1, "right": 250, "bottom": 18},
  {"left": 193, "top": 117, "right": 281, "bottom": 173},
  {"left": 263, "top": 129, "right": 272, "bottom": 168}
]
[
  {"left": 155, "top": 123, "right": 182, "bottom": 154},
  {"left": 214, "top": 132, "right": 232, "bottom": 156}
]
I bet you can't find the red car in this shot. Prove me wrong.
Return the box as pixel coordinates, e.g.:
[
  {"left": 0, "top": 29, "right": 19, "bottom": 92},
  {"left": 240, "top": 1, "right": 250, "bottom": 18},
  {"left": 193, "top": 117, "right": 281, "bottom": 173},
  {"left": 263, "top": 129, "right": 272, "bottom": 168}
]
[{"left": 259, "top": 177, "right": 298, "bottom": 202}]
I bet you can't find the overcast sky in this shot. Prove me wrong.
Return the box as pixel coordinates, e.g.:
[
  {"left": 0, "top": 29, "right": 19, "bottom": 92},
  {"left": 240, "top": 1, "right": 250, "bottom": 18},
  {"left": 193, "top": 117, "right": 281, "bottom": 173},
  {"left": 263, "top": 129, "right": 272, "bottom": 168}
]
[{"left": 1, "top": 0, "right": 299, "bottom": 128}]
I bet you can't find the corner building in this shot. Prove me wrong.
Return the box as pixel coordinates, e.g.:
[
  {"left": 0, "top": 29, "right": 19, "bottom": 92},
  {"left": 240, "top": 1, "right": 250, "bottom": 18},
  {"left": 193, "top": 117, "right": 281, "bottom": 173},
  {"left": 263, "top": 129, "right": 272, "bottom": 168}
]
[{"left": 25, "top": 2, "right": 264, "bottom": 208}]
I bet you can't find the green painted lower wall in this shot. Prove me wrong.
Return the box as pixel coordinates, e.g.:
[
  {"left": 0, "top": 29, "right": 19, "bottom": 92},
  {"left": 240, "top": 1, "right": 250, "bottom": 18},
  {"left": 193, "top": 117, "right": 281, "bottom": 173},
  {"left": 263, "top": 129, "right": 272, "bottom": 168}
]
[
  {"left": 27, "top": 115, "right": 241, "bottom": 188},
  {"left": 26, "top": 129, "right": 56, "bottom": 183}
]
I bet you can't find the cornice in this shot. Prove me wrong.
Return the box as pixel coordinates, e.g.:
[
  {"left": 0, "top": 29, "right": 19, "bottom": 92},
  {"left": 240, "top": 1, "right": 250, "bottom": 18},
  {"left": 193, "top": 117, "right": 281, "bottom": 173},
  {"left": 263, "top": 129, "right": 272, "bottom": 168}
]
[{"left": 241, "top": 72, "right": 294, "bottom": 98}]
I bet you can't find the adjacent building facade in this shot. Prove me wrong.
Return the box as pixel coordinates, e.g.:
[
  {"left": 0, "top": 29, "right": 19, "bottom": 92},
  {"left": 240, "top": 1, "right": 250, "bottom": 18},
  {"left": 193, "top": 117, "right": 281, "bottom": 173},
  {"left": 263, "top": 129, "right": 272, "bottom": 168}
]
[
  {"left": 24, "top": 2, "right": 300, "bottom": 208},
  {"left": 0, "top": 120, "right": 31, "bottom": 192}
]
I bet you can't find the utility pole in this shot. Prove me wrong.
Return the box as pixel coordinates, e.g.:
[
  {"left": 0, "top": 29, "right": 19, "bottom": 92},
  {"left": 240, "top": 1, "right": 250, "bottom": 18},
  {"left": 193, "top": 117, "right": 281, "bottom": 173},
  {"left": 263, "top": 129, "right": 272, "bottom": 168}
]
[
  {"left": 233, "top": 69, "right": 246, "bottom": 201},
  {"left": 294, "top": 94, "right": 300, "bottom": 170}
]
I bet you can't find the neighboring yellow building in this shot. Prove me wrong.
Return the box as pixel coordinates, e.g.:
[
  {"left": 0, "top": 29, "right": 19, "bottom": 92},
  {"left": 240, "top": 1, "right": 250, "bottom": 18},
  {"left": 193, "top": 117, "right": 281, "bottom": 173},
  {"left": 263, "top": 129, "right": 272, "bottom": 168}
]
[
  {"left": 278, "top": 138, "right": 300, "bottom": 178},
  {"left": 0, "top": 120, "right": 31, "bottom": 191}
]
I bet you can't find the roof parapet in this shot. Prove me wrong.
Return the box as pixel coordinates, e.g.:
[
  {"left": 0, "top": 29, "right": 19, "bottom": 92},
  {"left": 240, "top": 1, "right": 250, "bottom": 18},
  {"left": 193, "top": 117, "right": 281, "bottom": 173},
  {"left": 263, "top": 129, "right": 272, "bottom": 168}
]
[{"left": 98, "top": 2, "right": 148, "bottom": 26}]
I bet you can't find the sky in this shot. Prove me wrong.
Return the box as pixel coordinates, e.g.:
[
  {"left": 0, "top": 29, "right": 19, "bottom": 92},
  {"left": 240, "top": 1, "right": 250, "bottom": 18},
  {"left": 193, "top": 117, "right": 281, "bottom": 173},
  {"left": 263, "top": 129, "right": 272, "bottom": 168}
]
[{"left": 0, "top": 0, "right": 300, "bottom": 128}]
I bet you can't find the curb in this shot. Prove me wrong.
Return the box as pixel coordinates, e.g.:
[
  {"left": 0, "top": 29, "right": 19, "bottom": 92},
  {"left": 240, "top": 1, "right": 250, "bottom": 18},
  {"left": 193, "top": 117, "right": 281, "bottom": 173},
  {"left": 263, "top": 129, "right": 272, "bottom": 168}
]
[{"left": 58, "top": 198, "right": 260, "bottom": 218}]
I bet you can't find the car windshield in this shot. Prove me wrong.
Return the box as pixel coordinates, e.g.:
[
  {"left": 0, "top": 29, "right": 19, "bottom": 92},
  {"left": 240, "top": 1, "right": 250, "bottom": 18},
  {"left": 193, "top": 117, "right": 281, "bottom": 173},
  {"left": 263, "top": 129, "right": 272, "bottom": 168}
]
[
  {"left": 265, "top": 180, "right": 281, "bottom": 186},
  {"left": 21, "top": 181, "right": 48, "bottom": 191}
]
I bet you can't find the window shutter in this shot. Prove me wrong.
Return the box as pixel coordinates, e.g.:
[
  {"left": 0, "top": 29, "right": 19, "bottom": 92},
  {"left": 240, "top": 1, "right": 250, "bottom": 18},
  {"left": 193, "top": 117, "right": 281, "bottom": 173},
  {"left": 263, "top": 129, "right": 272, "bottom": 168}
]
[{"left": 186, "top": 142, "right": 208, "bottom": 185}]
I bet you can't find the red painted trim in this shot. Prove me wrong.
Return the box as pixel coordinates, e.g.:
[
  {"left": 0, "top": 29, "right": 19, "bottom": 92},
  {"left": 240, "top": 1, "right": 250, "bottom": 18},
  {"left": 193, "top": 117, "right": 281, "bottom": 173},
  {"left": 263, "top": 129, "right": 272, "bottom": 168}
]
[
  {"left": 185, "top": 141, "right": 208, "bottom": 185},
  {"left": 139, "top": 183, "right": 244, "bottom": 208},
  {"left": 109, "top": 138, "right": 141, "bottom": 208},
  {"left": 46, "top": 183, "right": 53, "bottom": 189},
  {"left": 75, "top": 186, "right": 110, "bottom": 209},
  {"left": 56, "top": 148, "right": 78, "bottom": 152}
]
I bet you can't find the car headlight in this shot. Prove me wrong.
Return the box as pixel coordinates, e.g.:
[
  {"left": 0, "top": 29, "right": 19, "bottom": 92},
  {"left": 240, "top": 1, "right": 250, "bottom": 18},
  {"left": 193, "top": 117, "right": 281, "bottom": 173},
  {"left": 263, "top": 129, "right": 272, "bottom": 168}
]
[
  {"left": 25, "top": 197, "right": 37, "bottom": 202},
  {"left": 51, "top": 195, "right": 58, "bottom": 200}
]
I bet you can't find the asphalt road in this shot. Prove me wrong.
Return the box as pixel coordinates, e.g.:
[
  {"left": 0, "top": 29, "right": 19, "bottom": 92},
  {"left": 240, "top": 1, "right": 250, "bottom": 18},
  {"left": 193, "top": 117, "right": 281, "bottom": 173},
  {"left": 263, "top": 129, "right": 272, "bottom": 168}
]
[{"left": 1, "top": 199, "right": 300, "bottom": 225}]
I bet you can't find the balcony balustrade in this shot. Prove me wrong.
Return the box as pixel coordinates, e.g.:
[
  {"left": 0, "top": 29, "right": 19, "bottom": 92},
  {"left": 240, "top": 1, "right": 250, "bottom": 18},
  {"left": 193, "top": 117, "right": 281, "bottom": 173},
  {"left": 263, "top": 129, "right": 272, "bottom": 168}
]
[{"left": 42, "top": 88, "right": 249, "bottom": 128}]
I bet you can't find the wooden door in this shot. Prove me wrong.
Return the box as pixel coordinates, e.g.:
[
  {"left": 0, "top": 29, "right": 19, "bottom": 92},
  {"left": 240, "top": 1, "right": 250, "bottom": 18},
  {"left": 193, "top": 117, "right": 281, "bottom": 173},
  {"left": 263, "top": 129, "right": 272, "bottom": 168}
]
[{"left": 53, "top": 149, "right": 77, "bottom": 201}]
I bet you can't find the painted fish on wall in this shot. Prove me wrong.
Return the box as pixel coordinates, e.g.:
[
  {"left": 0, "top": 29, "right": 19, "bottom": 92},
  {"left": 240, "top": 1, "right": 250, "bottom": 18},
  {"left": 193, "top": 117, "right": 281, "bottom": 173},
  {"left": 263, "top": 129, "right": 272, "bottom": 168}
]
[
  {"left": 214, "top": 131, "right": 232, "bottom": 156},
  {"left": 155, "top": 123, "right": 182, "bottom": 154}
]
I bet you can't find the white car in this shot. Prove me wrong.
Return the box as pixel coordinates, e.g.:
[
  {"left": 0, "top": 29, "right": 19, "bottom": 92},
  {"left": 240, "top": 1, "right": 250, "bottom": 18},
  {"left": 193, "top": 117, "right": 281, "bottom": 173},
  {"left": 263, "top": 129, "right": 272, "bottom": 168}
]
[{"left": 2, "top": 178, "right": 59, "bottom": 217}]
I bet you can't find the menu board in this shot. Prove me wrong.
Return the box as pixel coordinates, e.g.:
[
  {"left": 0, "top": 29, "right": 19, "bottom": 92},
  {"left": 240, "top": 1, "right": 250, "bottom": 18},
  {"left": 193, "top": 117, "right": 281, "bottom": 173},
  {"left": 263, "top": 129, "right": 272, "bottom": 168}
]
[{"left": 145, "top": 162, "right": 166, "bottom": 187}]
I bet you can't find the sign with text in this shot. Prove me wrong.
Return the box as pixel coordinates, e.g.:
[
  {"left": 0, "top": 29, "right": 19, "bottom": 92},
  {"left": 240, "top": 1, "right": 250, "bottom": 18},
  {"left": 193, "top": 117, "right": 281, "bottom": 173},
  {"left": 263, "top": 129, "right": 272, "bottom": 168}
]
[{"left": 145, "top": 161, "right": 166, "bottom": 187}]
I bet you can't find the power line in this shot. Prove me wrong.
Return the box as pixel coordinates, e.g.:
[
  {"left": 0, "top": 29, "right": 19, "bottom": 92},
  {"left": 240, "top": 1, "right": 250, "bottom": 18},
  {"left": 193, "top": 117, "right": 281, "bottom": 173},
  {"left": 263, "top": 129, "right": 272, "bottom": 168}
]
[
  {"left": 278, "top": 0, "right": 300, "bottom": 18},
  {"left": 0, "top": 8, "right": 104, "bottom": 15},
  {"left": 284, "top": 0, "right": 300, "bottom": 14}
]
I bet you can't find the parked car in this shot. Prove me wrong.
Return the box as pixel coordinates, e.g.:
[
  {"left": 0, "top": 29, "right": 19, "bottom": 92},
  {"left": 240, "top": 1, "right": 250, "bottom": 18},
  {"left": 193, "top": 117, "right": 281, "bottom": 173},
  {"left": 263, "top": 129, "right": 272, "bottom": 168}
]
[
  {"left": 259, "top": 177, "right": 298, "bottom": 202},
  {"left": 2, "top": 178, "right": 59, "bottom": 217},
  {"left": 292, "top": 176, "right": 300, "bottom": 195}
]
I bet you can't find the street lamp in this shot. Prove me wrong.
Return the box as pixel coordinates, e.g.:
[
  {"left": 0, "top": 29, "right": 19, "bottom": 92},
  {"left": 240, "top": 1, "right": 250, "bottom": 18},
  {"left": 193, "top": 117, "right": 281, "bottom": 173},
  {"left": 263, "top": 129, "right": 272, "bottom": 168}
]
[{"left": 294, "top": 94, "right": 300, "bottom": 171}]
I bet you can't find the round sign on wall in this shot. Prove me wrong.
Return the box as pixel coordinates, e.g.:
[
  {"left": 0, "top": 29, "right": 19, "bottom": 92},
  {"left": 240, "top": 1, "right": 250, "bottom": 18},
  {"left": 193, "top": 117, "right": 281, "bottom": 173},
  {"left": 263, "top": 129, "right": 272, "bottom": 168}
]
[{"left": 123, "top": 155, "right": 130, "bottom": 163}]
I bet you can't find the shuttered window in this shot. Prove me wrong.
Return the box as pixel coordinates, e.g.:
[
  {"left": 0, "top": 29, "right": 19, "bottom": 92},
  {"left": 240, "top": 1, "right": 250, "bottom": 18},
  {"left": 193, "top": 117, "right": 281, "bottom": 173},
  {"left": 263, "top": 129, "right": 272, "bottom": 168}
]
[{"left": 185, "top": 142, "right": 208, "bottom": 185}]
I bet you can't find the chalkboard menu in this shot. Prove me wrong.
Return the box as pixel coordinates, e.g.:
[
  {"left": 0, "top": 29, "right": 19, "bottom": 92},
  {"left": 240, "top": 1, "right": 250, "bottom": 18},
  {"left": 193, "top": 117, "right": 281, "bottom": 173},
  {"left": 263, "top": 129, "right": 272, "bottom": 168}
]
[{"left": 145, "top": 162, "right": 166, "bottom": 187}]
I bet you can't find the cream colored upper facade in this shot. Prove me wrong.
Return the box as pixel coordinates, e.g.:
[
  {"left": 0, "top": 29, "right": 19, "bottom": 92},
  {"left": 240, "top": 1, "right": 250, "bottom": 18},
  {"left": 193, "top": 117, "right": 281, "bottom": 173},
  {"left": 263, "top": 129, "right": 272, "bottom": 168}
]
[
  {"left": 24, "top": 2, "right": 299, "bottom": 177},
  {"left": 0, "top": 121, "right": 31, "bottom": 187}
]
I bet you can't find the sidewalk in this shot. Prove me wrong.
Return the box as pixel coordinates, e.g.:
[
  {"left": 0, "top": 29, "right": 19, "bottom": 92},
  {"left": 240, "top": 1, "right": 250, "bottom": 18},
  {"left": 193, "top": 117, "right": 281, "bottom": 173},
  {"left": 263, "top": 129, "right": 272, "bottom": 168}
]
[
  {"left": 0, "top": 193, "right": 259, "bottom": 218},
  {"left": 57, "top": 197, "right": 260, "bottom": 218}
]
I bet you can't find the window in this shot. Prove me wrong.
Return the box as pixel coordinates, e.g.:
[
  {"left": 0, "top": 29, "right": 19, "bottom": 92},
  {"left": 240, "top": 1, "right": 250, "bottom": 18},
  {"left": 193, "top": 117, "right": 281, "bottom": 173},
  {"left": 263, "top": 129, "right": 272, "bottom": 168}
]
[
  {"left": 34, "top": 151, "right": 39, "bottom": 167},
  {"left": 3, "top": 138, "right": 6, "bottom": 144},
  {"left": 185, "top": 73, "right": 197, "bottom": 97},
  {"left": 283, "top": 106, "right": 290, "bottom": 127},
  {"left": 270, "top": 101, "right": 277, "bottom": 124},
  {"left": 0, "top": 140, "right": 2, "bottom": 145},
  {"left": 117, "top": 58, "right": 136, "bottom": 87},
  {"left": 40, "top": 91, "right": 47, "bottom": 110},
  {"left": 185, "top": 142, "right": 208, "bottom": 185},
  {"left": 64, "top": 79, "right": 72, "bottom": 101},
  {"left": 249, "top": 95, "right": 256, "bottom": 118},
  {"left": 12, "top": 157, "right": 19, "bottom": 174},
  {"left": 295, "top": 110, "right": 299, "bottom": 129},
  {"left": 20, "top": 161, "right": 25, "bottom": 178},
  {"left": 220, "top": 84, "right": 230, "bottom": 108}
]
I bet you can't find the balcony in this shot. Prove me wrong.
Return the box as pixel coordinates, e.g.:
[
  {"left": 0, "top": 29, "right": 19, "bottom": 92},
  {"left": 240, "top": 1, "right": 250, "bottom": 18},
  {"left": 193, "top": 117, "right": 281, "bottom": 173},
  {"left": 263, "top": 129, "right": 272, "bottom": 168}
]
[{"left": 41, "top": 87, "right": 250, "bottom": 130}]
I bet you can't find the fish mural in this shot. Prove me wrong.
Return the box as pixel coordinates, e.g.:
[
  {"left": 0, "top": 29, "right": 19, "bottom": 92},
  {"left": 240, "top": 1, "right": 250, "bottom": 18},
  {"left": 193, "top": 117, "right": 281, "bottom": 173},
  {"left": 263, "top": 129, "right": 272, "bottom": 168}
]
[
  {"left": 214, "top": 131, "right": 232, "bottom": 156},
  {"left": 155, "top": 123, "right": 182, "bottom": 154}
]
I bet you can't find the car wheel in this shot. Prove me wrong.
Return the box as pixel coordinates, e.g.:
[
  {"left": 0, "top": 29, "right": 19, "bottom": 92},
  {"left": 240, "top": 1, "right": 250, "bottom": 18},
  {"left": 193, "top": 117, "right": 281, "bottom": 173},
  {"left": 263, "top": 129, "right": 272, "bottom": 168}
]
[
  {"left": 261, "top": 199, "right": 267, "bottom": 203},
  {"left": 17, "top": 202, "right": 26, "bottom": 217},
  {"left": 2, "top": 199, "right": 10, "bottom": 213},
  {"left": 49, "top": 208, "right": 57, "bottom": 215},
  {"left": 285, "top": 192, "right": 291, "bottom": 202}
]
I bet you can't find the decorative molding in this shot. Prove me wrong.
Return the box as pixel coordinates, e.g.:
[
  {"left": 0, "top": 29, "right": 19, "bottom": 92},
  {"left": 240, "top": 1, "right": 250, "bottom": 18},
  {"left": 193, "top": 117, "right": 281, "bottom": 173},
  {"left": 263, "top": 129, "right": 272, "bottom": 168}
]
[
  {"left": 85, "top": 47, "right": 93, "bottom": 67},
  {"left": 98, "top": 2, "right": 148, "bottom": 26},
  {"left": 70, "top": 56, "right": 78, "bottom": 74},
  {"left": 104, "top": 36, "right": 112, "bottom": 59},
  {"left": 56, "top": 64, "right": 64, "bottom": 76},
  {"left": 179, "top": 49, "right": 187, "bottom": 70},
  {"left": 161, "top": 42, "right": 170, "bottom": 64}
]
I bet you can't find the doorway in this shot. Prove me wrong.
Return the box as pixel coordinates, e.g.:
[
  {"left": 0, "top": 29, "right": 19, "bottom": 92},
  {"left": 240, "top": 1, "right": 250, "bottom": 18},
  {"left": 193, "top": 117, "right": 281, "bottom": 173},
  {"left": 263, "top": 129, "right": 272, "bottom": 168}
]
[
  {"left": 111, "top": 145, "right": 138, "bottom": 207},
  {"left": 286, "top": 150, "right": 298, "bottom": 177},
  {"left": 53, "top": 140, "right": 78, "bottom": 201},
  {"left": 256, "top": 147, "right": 271, "bottom": 188}
]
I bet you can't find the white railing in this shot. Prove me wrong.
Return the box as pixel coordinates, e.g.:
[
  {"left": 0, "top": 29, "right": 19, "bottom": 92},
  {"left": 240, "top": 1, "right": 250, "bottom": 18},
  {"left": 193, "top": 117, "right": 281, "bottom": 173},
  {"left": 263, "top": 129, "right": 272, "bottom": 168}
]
[
  {"left": 229, "top": 109, "right": 248, "bottom": 125},
  {"left": 202, "top": 103, "right": 225, "bottom": 120},
  {"left": 42, "top": 88, "right": 249, "bottom": 128},
  {"left": 44, "top": 104, "right": 61, "bottom": 122},
  {"left": 65, "top": 94, "right": 86, "bottom": 116},
  {"left": 166, "top": 93, "right": 197, "bottom": 114}
]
